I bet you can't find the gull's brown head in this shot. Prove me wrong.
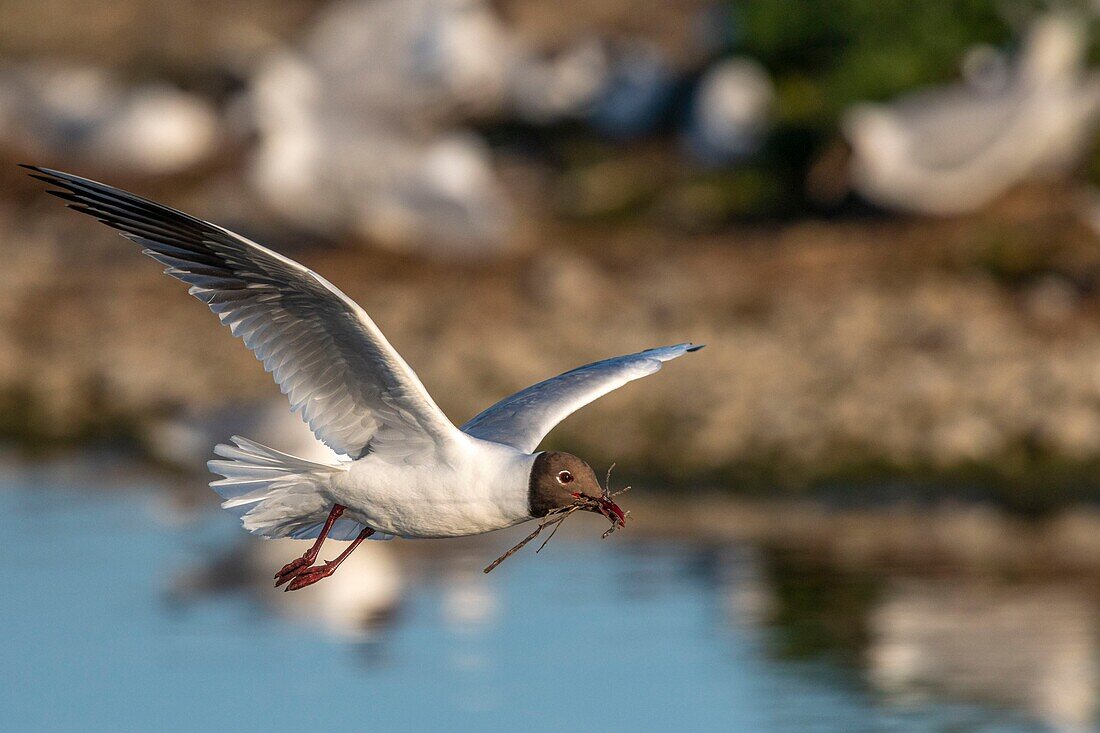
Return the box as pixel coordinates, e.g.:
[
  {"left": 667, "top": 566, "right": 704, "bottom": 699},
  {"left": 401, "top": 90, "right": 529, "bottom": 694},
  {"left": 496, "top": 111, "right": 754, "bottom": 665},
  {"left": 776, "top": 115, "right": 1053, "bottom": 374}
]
[{"left": 527, "top": 451, "right": 626, "bottom": 527}]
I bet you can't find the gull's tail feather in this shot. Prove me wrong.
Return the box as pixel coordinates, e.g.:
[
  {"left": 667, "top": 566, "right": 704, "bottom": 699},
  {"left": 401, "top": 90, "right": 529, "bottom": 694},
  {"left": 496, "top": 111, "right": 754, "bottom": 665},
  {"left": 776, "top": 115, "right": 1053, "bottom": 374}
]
[{"left": 208, "top": 436, "right": 369, "bottom": 540}]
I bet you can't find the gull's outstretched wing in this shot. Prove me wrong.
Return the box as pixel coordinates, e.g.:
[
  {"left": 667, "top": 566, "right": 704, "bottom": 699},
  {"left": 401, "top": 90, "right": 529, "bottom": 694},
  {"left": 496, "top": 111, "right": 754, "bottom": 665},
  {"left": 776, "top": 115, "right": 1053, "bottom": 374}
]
[
  {"left": 461, "top": 343, "right": 703, "bottom": 453},
  {"left": 24, "top": 165, "right": 460, "bottom": 462}
]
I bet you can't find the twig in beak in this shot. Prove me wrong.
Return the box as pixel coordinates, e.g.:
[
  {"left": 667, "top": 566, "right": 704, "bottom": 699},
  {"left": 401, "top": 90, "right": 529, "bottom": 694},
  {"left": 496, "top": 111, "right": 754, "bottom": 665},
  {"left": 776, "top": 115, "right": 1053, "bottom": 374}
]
[
  {"left": 601, "top": 509, "right": 630, "bottom": 539},
  {"left": 483, "top": 505, "right": 580, "bottom": 573},
  {"left": 535, "top": 512, "right": 569, "bottom": 553}
]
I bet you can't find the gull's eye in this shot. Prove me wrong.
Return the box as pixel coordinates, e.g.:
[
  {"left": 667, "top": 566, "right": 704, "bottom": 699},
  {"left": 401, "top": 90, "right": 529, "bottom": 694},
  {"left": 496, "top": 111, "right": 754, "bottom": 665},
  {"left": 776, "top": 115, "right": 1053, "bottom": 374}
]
[{"left": 556, "top": 470, "right": 574, "bottom": 485}]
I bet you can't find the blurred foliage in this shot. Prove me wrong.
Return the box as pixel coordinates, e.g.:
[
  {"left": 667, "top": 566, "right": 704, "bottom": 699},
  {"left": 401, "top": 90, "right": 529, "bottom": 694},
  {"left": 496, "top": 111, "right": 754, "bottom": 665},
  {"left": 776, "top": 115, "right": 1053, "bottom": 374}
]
[
  {"left": 0, "top": 383, "right": 144, "bottom": 456},
  {"left": 735, "top": 0, "right": 1012, "bottom": 126}
]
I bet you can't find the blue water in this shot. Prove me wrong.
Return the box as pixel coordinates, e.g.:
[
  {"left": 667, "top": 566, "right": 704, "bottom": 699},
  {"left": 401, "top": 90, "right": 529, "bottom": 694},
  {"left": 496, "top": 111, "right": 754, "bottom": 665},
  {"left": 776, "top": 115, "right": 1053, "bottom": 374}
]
[{"left": 0, "top": 468, "right": 1057, "bottom": 732}]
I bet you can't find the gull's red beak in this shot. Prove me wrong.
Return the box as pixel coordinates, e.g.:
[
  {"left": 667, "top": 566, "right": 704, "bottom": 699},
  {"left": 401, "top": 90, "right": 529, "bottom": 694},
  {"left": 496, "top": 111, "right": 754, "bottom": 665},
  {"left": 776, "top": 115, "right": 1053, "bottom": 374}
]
[
  {"left": 597, "top": 496, "right": 627, "bottom": 527},
  {"left": 572, "top": 492, "right": 627, "bottom": 527}
]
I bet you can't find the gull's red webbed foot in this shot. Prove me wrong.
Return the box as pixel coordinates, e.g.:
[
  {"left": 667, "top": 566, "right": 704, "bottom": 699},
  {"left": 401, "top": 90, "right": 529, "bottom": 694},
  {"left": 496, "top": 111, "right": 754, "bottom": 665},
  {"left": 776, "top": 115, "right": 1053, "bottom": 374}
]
[
  {"left": 283, "top": 525, "right": 376, "bottom": 592},
  {"left": 274, "top": 504, "right": 345, "bottom": 588},
  {"left": 274, "top": 556, "right": 317, "bottom": 587},
  {"left": 283, "top": 561, "right": 337, "bottom": 591}
]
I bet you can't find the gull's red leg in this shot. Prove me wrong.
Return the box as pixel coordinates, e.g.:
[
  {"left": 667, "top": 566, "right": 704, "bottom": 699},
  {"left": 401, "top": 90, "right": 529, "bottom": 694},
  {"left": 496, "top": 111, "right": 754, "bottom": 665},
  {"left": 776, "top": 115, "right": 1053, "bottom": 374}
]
[
  {"left": 274, "top": 504, "right": 346, "bottom": 587},
  {"left": 284, "top": 526, "right": 376, "bottom": 592}
]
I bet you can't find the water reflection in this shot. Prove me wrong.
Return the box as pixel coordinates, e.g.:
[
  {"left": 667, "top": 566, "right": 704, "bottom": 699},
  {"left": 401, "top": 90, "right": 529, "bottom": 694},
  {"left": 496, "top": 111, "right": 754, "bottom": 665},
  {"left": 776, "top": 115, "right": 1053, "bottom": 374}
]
[
  {"left": 867, "top": 578, "right": 1098, "bottom": 729},
  {"left": 172, "top": 537, "right": 404, "bottom": 641},
  {"left": 0, "top": 466, "right": 1094, "bottom": 732}
]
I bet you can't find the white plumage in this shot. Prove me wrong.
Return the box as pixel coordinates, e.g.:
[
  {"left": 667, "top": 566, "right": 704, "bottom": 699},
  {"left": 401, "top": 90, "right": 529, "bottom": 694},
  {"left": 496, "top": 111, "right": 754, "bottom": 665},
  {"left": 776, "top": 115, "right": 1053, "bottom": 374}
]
[{"left": 462, "top": 343, "right": 703, "bottom": 453}]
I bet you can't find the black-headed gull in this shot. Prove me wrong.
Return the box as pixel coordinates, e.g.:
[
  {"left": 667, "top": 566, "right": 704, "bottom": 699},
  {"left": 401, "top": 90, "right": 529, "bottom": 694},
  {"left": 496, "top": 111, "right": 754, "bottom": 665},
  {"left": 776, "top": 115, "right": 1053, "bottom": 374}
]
[{"left": 23, "top": 165, "right": 703, "bottom": 590}]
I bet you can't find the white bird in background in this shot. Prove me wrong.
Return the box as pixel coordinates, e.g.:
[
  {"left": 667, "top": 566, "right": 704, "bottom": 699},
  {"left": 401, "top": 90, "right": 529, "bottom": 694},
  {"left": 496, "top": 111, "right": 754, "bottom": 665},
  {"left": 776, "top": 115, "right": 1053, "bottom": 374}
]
[
  {"left": 685, "top": 57, "right": 775, "bottom": 164},
  {"left": 247, "top": 0, "right": 607, "bottom": 257},
  {"left": 843, "top": 11, "right": 1100, "bottom": 215},
  {"left": 24, "top": 165, "right": 703, "bottom": 591},
  {"left": 0, "top": 64, "right": 218, "bottom": 175}
]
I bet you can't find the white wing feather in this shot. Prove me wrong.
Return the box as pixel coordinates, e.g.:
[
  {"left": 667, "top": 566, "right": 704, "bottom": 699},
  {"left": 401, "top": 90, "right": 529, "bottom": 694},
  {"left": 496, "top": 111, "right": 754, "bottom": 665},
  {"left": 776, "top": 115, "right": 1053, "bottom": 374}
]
[
  {"left": 461, "top": 343, "right": 703, "bottom": 453},
  {"left": 25, "top": 165, "right": 460, "bottom": 463}
]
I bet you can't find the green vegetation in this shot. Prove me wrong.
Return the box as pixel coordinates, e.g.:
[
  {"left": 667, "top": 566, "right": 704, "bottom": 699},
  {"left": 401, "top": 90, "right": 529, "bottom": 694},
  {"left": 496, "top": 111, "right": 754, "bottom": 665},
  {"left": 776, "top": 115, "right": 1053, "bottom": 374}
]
[{"left": 737, "top": 0, "right": 1011, "bottom": 124}]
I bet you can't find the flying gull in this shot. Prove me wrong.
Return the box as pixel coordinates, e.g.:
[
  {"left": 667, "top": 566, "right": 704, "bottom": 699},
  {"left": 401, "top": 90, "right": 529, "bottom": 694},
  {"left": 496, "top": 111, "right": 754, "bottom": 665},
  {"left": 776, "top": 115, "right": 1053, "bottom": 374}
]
[{"left": 23, "top": 165, "right": 703, "bottom": 590}]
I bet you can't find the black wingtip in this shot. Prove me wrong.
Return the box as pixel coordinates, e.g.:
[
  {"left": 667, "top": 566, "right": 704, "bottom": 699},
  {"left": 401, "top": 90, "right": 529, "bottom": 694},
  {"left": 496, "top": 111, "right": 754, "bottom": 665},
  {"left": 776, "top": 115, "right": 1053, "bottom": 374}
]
[
  {"left": 28, "top": 174, "right": 61, "bottom": 187},
  {"left": 18, "top": 163, "right": 51, "bottom": 177},
  {"left": 20, "top": 164, "right": 75, "bottom": 186},
  {"left": 24, "top": 169, "right": 73, "bottom": 194},
  {"left": 686, "top": 343, "right": 705, "bottom": 352}
]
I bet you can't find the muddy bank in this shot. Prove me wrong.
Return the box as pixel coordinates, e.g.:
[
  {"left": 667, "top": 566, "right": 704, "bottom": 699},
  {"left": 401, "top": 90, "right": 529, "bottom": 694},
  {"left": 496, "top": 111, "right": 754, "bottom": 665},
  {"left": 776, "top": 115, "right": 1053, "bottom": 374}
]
[{"left": 626, "top": 493, "right": 1100, "bottom": 576}]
